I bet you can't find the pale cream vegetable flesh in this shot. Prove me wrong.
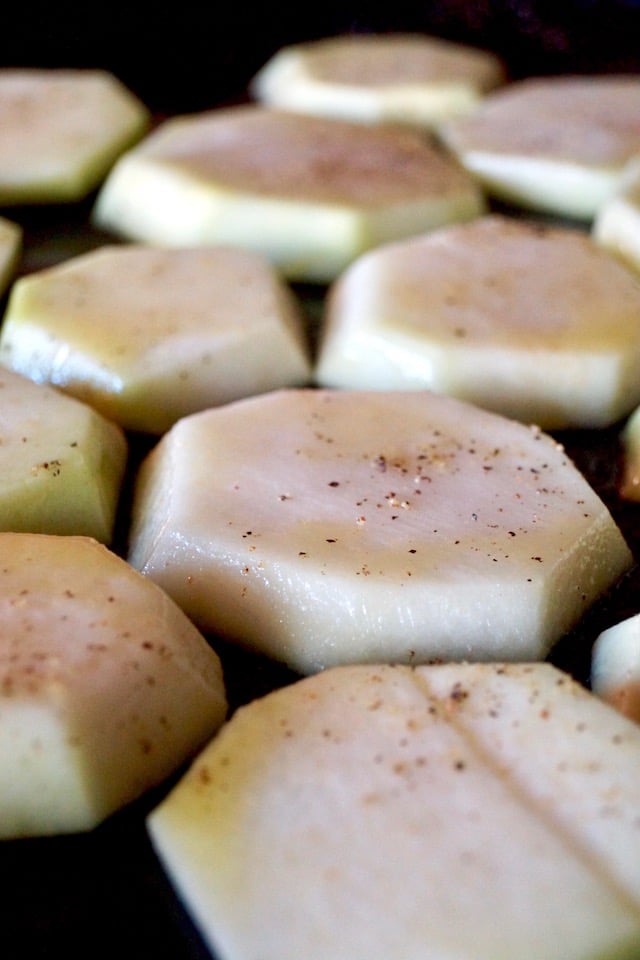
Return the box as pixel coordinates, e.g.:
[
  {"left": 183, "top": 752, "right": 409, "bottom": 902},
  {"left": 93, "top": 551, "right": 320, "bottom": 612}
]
[
  {"left": 128, "top": 388, "right": 632, "bottom": 673},
  {"left": 593, "top": 157, "right": 640, "bottom": 274},
  {"left": 93, "top": 105, "right": 485, "bottom": 282},
  {"left": 251, "top": 33, "right": 505, "bottom": 128},
  {"left": 0, "top": 216, "right": 21, "bottom": 296},
  {"left": 0, "top": 69, "right": 150, "bottom": 204},
  {"left": 438, "top": 76, "right": 640, "bottom": 219},
  {"left": 0, "top": 367, "right": 126, "bottom": 543},
  {"left": 148, "top": 661, "right": 640, "bottom": 960},
  {"left": 592, "top": 613, "right": 640, "bottom": 722},
  {"left": 315, "top": 215, "right": 640, "bottom": 429},
  {"left": 0, "top": 244, "right": 311, "bottom": 434},
  {"left": 0, "top": 533, "right": 227, "bottom": 838},
  {"left": 618, "top": 405, "right": 640, "bottom": 501}
]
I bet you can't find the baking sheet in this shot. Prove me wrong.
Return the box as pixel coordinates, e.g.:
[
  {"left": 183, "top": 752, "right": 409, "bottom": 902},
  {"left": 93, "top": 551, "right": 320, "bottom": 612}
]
[{"left": 3, "top": 9, "right": 640, "bottom": 949}]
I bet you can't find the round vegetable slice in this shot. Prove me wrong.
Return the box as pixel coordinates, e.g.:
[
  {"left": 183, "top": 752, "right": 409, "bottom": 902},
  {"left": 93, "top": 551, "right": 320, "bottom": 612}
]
[
  {"left": 592, "top": 613, "right": 640, "bottom": 722},
  {"left": 128, "top": 388, "right": 632, "bottom": 673},
  {"left": 0, "top": 367, "right": 126, "bottom": 543},
  {"left": 594, "top": 156, "right": 640, "bottom": 274},
  {"left": 315, "top": 215, "right": 640, "bottom": 429},
  {"left": 0, "top": 69, "right": 150, "bottom": 205},
  {"left": 93, "top": 105, "right": 485, "bottom": 282},
  {"left": 0, "top": 215, "right": 21, "bottom": 296},
  {"left": 439, "top": 75, "right": 640, "bottom": 219},
  {"left": 0, "top": 244, "right": 311, "bottom": 434},
  {"left": 0, "top": 533, "right": 226, "bottom": 838},
  {"left": 251, "top": 33, "right": 505, "bottom": 128},
  {"left": 148, "top": 662, "right": 640, "bottom": 960}
]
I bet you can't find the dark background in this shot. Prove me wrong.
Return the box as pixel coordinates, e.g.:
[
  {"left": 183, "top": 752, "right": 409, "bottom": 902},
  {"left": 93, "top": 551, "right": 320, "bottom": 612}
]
[{"left": 1, "top": 1, "right": 640, "bottom": 114}]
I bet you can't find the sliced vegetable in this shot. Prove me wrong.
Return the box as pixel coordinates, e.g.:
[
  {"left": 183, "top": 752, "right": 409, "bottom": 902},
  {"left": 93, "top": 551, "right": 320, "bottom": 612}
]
[
  {"left": 619, "top": 405, "right": 640, "bottom": 501},
  {"left": 93, "top": 105, "right": 485, "bottom": 282},
  {"left": 438, "top": 76, "right": 640, "bottom": 219},
  {"left": 251, "top": 33, "right": 505, "bottom": 128},
  {"left": 0, "top": 367, "right": 126, "bottom": 543},
  {"left": 592, "top": 613, "right": 640, "bottom": 722},
  {"left": 0, "top": 215, "right": 21, "bottom": 295},
  {"left": 148, "top": 662, "right": 640, "bottom": 960},
  {"left": 0, "top": 533, "right": 227, "bottom": 838},
  {"left": 315, "top": 215, "right": 640, "bottom": 429},
  {"left": 128, "top": 388, "right": 631, "bottom": 673},
  {"left": 594, "top": 157, "right": 640, "bottom": 274},
  {"left": 0, "top": 69, "right": 149, "bottom": 204},
  {"left": 0, "top": 244, "right": 311, "bottom": 434}
]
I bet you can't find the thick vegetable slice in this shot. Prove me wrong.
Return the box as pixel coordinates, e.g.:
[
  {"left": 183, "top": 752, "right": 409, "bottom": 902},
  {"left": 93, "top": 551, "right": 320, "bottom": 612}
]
[
  {"left": 0, "top": 69, "right": 149, "bottom": 204},
  {"left": 592, "top": 613, "right": 640, "bottom": 722},
  {"left": 594, "top": 157, "right": 640, "bottom": 274},
  {"left": 0, "top": 245, "right": 311, "bottom": 434},
  {"left": 619, "top": 406, "right": 640, "bottom": 501},
  {"left": 0, "top": 533, "right": 226, "bottom": 838},
  {"left": 0, "top": 367, "right": 126, "bottom": 543},
  {"left": 128, "top": 389, "right": 631, "bottom": 673},
  {"left": 0, "top": 215, "right": 21, "bottom": 295},
  {"left": 438, "top": 76, "right": 640, "bottom": 219},
  {"left": 251, "top": 33, "right": 505, "bottom": 128},
  {"left": 426, "top": 662, "right": 640, "bottom": 900},
  {"left": 148, "top": 662, "right": 640, "bottom": 960},
  {"left": 93, "top": 105, "right": 485, "bottom": 282},
  {"left": 315, "top": 215, "right": 640, "bottom": 429}
]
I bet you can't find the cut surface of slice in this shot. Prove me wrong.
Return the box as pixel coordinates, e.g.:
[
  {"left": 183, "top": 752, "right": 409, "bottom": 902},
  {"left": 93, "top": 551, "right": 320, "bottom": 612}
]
[
  {"left": 315, "top": 215, "right": 640, "bottom": 429},
  {"left": 93, "top": 105, "right": 485, "bottom": 282},
  {"left": 0, "top": 367, "right": 126, "bottom": 543},
  {"left": 592, "top": 613, "right": 640, "bottom": 722},
  {"left": 425, "top": 661, "right": 640, "bottom": 900},
  {"left": 618, "top": 406, "right": 640, "bottom": 501},
  {"left": 0, "top": 69, "right": 150, "bottom": 205},
  {"left": 0, "top": 244, "right": 311, "bottom": 434},
  {"left": 128, "top": 389, "right": 631, "bottom": 673},
  {"left": 0, "top": 216, "right": 21, "bottom": 295},
  {"left": 438, "top": 75, "right": 640, "bottom": 219},
  {"left": 251, "top": 32, "right": 505, "bottom": 128},
  {"left": 593, "top": 157, "right": 640, "bottom": 274},
  {"left": 0, "top": 533, "right": 227, "bottom": 838},
  {"left": 148, "top": 662, "right": 640, "bottom": 960}
]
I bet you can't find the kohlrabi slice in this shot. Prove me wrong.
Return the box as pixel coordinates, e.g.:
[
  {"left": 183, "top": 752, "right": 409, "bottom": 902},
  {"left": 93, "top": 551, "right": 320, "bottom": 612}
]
[
  {"left": 0, "top": 533, "right": 226, "bottom": 838},
  {"left": 147, "top": 662, "right": 640, "bottom": 960},
  {"left": 128, "top": 388, "right": 631, "bottom": 673}
]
